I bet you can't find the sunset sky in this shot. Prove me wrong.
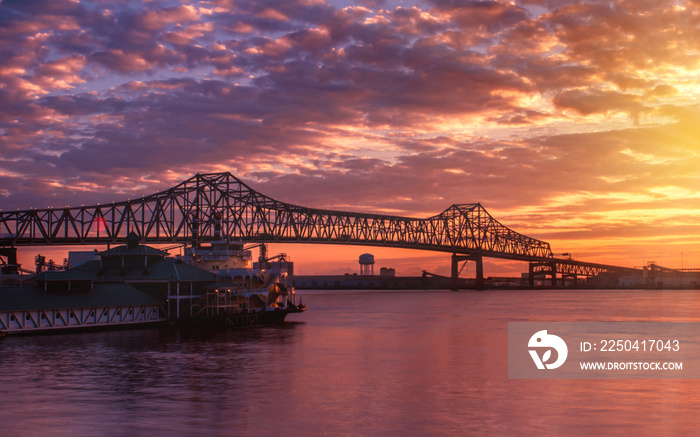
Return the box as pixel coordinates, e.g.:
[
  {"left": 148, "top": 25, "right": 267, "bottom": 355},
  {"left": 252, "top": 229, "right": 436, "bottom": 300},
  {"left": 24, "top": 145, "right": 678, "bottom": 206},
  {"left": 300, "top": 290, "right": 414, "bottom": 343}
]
[{"left": 1, "top": 0, "right": 699, "bottom": 277}]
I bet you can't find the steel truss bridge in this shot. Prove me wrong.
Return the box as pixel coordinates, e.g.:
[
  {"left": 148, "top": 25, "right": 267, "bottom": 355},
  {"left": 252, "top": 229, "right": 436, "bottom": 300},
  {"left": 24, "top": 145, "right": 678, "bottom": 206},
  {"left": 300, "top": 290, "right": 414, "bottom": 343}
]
[{"left": 0, "top": 172, "right": 638, "bottom": 287}]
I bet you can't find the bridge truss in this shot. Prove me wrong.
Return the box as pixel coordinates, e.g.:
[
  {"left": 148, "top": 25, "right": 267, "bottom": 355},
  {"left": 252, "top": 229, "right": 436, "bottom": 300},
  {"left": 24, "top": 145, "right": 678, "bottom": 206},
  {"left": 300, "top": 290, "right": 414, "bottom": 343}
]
[
  {"left": 0, "top": 172, "right": 640, "bottom": 285},
  {"left": 0, "top": 172, "right": 553, "bottom": 260}
]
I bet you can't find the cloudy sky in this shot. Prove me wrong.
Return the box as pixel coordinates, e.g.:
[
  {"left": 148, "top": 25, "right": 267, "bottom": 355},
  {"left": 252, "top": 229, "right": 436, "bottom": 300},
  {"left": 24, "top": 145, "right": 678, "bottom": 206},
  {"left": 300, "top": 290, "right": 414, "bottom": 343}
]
[{"left": 1, "top": 0, "right": 699, "bottom": 276}]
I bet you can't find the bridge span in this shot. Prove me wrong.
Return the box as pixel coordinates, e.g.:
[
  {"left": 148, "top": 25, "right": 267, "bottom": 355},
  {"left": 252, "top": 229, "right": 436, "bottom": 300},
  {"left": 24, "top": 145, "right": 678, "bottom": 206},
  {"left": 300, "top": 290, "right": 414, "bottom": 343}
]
[{"left": 0, "top": 172, "right": 637, "bottom": 287}]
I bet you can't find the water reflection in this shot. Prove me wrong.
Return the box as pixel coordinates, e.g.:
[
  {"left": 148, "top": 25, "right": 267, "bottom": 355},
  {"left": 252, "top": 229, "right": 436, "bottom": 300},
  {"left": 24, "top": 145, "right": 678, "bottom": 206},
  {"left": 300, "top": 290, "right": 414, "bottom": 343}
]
[{"left": 1, "top": 289, "right": 700, "bottom": 435}]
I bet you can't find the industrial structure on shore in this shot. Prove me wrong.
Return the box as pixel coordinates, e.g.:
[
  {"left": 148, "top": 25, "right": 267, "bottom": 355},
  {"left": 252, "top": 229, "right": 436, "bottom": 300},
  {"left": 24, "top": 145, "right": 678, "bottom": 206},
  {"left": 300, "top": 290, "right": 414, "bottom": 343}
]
[{"left": 292, "top": 254, "right": 700, "bottom": 290}]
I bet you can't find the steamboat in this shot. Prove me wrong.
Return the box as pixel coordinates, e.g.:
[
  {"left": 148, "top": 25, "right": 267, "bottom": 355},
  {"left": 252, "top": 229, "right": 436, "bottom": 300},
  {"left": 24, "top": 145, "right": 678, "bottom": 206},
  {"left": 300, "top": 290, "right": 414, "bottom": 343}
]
[{"left": 0, "top": 233, "right": 304, "bottom": 335}]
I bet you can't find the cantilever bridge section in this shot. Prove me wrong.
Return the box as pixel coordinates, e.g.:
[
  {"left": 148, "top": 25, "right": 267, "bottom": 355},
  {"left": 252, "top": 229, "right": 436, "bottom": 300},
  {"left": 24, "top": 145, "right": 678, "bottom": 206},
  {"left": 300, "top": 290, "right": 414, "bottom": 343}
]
[{"left": 0, "top": 172, "right": 635, "bottom": 286}]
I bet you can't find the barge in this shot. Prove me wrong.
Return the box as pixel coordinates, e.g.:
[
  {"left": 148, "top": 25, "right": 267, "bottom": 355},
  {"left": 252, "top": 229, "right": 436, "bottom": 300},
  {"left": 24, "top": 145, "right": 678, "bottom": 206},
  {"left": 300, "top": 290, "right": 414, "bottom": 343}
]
[{"left": 0, "top": 233, "right": 304, "bottom": 335}]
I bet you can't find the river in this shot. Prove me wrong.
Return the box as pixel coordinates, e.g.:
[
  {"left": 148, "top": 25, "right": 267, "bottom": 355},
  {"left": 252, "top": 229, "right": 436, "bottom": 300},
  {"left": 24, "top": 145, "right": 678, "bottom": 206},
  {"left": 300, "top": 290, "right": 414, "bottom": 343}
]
[{"left": 1, "top": 288, "right": 699, "bottom": 436}]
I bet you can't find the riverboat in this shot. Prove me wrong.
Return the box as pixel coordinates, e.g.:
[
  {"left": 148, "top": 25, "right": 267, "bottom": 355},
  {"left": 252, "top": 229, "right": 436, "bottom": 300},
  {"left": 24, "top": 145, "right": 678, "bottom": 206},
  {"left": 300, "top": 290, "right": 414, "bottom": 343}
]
[{"left": 0, "top": 233, "right": 304, "bottom": 335}]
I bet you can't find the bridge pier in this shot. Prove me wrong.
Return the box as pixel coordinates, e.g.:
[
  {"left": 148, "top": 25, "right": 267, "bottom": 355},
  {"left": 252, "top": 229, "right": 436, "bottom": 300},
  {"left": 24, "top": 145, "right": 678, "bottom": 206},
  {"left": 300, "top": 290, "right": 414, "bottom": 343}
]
[
  {"left": 562, "top": 273, "right": 578, "bottom": 288},
  {"left": 529, "top": 261, "right": 558, "bottom": 288},
  {"left": 451, "top": 253, "right": 483, "bottom": 290},
  {"left": 0, "top": 247, "right": 19, "bottom": 275}
]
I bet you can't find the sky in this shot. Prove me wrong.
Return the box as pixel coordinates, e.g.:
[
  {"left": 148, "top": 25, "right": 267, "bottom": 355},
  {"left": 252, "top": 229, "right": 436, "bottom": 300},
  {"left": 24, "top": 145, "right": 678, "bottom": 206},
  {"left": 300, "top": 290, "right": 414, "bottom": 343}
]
[{"left": 1, "top": 0, "right": 700, "bottom": 277}]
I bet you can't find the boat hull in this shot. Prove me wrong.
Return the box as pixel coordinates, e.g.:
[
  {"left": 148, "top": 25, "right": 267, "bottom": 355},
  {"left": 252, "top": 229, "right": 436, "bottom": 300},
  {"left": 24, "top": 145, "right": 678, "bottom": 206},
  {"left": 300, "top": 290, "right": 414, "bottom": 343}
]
[{"left": 178, "top": 307, "right": 305, "bottom": 328}]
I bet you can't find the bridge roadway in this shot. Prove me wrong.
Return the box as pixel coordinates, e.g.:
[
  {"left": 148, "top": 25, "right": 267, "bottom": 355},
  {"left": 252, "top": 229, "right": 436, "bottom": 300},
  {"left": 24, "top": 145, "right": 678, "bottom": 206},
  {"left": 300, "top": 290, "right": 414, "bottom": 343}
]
[{"left": 0, "top": 172, "right": 639, "bottom": 286}]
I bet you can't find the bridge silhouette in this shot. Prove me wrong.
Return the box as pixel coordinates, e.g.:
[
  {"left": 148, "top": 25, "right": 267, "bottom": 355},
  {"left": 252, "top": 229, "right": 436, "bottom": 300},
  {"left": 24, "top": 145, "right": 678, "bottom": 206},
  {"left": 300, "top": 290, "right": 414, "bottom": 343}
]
[{"left": 0, "top": 172, "right": 637, "bottom": 287}]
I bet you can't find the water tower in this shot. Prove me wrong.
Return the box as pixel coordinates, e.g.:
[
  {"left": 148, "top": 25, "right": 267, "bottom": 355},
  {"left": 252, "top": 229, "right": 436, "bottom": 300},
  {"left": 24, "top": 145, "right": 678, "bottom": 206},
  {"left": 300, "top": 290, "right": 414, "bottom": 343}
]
[{"left": 359, "top": 253, "right": 375, "bottom": 276}]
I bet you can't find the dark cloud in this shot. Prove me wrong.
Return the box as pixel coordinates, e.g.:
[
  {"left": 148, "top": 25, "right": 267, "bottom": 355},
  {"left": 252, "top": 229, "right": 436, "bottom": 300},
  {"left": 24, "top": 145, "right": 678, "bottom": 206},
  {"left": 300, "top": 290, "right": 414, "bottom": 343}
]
[{"left": 552, "top": 89, "right": 644, "bottom": 116}]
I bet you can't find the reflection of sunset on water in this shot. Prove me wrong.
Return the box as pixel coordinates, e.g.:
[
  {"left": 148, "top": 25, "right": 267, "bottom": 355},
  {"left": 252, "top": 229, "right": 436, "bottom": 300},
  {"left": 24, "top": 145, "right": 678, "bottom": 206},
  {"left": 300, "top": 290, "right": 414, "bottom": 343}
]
[{"left": 2, "top": 289, "right": 699, "bottom": 435}]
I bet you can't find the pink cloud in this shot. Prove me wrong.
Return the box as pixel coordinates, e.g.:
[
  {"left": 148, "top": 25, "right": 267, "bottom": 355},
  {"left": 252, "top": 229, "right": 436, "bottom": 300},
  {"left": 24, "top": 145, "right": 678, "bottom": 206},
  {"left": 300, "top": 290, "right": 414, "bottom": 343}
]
[{"left": 139, "top": 5, "right": 200, "bottom": 31}]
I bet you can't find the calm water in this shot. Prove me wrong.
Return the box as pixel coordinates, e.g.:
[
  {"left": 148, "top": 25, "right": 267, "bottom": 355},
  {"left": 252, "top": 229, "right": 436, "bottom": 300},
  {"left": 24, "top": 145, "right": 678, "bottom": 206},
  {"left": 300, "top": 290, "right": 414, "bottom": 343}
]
[{"left": 2, "top": 289, "right": 700, "bottom": 436}]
